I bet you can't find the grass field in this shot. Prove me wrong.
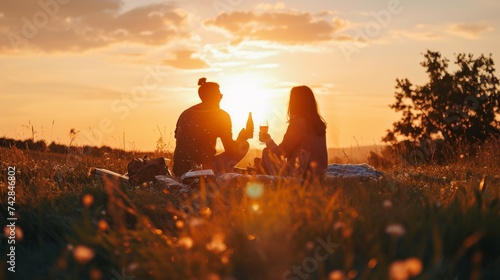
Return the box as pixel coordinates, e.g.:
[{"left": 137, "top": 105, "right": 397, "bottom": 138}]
[{"left": 1, "top": 143, "right": 499, "bottom": 280}]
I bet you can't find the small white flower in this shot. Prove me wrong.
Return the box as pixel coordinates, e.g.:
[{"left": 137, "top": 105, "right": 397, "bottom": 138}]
[{"left": 385, "top": 224, "right": 406, "bottom": 238}]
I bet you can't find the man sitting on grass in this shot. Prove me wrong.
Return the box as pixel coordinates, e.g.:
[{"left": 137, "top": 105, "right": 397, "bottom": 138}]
[{"left": 172, "top": 78, "right": 252, "bottom": 177}]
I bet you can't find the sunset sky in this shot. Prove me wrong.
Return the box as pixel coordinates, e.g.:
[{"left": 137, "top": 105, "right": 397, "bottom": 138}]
[{"left": 1, "top": 0, "right": 499, "bottom": 151}]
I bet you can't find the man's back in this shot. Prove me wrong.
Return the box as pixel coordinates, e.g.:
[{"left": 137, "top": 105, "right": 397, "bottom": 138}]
[{"left": 173, "top": 103, "right": 232, "bottom": 176}]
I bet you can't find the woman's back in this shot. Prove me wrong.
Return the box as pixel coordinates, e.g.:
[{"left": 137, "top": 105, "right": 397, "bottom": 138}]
[
  {"left": 259, "top": 85, "right": 328, "bottom": 178},
  {"left": 282, "top": 116, "right": 327, "bottom": 177}
]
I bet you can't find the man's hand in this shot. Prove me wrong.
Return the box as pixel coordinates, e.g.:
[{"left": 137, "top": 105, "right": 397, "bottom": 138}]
[{"left": 237, "top": 128, "right": 253, "bottom": 141}]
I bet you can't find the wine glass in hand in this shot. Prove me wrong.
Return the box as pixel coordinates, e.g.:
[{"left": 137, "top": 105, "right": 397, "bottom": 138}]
[{"left": 259, "top": 120, "right": 269, "bottom": 144}]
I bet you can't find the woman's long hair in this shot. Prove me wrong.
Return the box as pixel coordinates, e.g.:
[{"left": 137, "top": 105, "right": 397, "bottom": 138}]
[{"left": 288, "top": 86, "right": 326, "bottom": 136}]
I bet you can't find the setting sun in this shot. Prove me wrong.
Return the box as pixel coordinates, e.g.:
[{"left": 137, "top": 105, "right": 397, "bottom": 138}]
[{"left": 217, "top": 73, "right": 284, "bottom": 138}]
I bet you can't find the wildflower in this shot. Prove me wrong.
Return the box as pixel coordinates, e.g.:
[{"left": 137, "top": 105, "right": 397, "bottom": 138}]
[
  {"left": 82, "top": 194, "right": 94, "bottom": 208},
  {"left": 305, "top": 241, "right": 315, "bottom": 251},
  {"left": 405, "top": 258, "right": 423, "bottom": 276},
  {"left": 389, "top": 260, "right": 407, "bottom": 280},
  {"left": 221, "top": 254, "right": 230, "bottom": 264},
  {"left": 98, "top": 220, "right": 109, "bottom": 231},
  {"left": 206, "top": 233, "right": 227, "bottom": 253},
  {"left": 251, "top": 202, "right": 260, "bottom": 212},
  {"left": 329, "top": 270, "right": 347, "bottom": 280},
  {"left": 128, "top": 262, "right": 139, "bottom": 272},
  {"left": 389, "top": 258, "right": 423, "bottom": 280},
  {"left": 199, "top": 206, "right": 212, "bottom": 217},
  {"left": 175, "top": 220, "right": 185, "bottom": 229},
  {"left": 73, "top": 245, "right": 95, "bottom": 264},
  {"left": 246, "top": 183, "right": 264, "bottom": 198},
  {"left": 342, "top": 227, "right": 353, "bottom": 238},
  {"left": 4, "top": 225, "right": 24, "bottom": 241},
  {"left": 189, "top": 217, "right": 205, "bottom": 227},
  {"left": 385, "top": 224, "right": 406, "bottom": 238},
  {"left": 178, "top": 236, "right": 193, "bottom": 249},
  {"left": 90, "top": 268, "right": 102, "bottom": 280},
  {"left": 367, "top": 258, "right": 377, "bottom": 269},
  {"left": 350, "top": 211, "right": 359, "bottom": 218},
  {"left": 206, "top": 273, "right": 221, "bottom": 280},
  {"left": 383, "top": 199, "right": 393, "bottom": 209},
  {"left": 347, "top": 270, "right": 357, "bottom": 279},
  {"left": 333, "top": 221, "right": 345, "bottom": 231}
]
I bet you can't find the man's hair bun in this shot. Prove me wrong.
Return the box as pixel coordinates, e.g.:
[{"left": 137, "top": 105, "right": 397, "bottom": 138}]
[{"left": 198, "top": 77, "right": 207, "bottom": 86}]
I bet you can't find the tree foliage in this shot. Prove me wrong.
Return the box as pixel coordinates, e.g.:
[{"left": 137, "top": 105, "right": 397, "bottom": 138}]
[{"left": 384, "top": 50, "right": 500, "bottom": 151}]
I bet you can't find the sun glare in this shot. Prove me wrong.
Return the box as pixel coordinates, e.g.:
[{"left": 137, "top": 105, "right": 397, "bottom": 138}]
[{"left": 218, "top": 73, "right": 276, "bottom": 132}]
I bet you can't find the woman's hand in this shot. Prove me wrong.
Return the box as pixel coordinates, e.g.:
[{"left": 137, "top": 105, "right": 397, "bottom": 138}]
[{"left": 259, "top": 131, "right": 271, "bottom": 143}]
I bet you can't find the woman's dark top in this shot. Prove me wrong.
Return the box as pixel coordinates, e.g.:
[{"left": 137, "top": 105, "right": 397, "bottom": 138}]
[{"left": 266, "top": 116, "right": 328, "bottom": 177}]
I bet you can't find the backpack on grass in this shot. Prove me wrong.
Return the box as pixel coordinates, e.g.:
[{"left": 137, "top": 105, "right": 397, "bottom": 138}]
[{"left": 127, "top": 156, "right": 171, "bottom": 186}]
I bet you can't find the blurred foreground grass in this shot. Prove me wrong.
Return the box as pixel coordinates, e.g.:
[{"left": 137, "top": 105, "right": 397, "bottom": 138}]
[{"left": 0, "top": 146, "right": 499, "bottom": 280}]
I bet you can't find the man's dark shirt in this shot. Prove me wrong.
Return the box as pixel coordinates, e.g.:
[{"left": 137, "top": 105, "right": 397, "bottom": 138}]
[{"left": 173, "top": 103, "right": 233, "bottom": 176}]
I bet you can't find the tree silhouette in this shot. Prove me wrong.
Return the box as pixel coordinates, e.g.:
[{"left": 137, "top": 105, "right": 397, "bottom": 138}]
[{"left": 384, "top": 50, "right": 500, "bottom": 152}]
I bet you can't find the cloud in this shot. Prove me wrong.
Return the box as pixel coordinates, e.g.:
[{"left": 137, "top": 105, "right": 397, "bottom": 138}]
[
  {"left": 254, "top": 2, "right": 286, "bottom": 11},
  {"left": 446, "top": 22, "right": 494, "bottom": 39},
  {"left": 390, "top": 22, "right": 494, "bottom": 42},
  {"left": 250, "top": 63, "right": 279, "bottom": 69},
  {"left": 161, "top": 50, "right": 209, "bottom": 69},
  {"left": 0, "top": 0, "right": 190, "bottom": 53},
  {"left": 1, "top": 0, "right": 122, "bottom": 19},
  {"left": 204, "top": 10, "right": 351, "bottom": 45},
  {"left": 391, "top": 30, "right": 439, "bottom": 41},
  {"left": 389, "top": 24, "right": 442, "bottom": 41}
]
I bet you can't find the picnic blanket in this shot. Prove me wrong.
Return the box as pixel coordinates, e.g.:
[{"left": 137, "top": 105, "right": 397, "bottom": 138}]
[
  {"left": 325, "top": 163, "right": 384, "bottom": 180},
  {"left": 90, "top": 163, "right": 384, "bottom": 191}
]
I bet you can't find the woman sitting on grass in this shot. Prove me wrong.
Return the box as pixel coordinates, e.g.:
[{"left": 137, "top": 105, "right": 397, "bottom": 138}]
[{"left": 259, "top": 85, "right": 328, "bottom": 178}]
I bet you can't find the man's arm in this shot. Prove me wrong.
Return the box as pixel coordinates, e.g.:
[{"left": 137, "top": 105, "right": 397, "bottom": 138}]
[
  {"left": 218, "top": 112, "right": 238, "bottom": 155},
  {"left": 219, "top": 113, "right": 252, "bottom": 157}
]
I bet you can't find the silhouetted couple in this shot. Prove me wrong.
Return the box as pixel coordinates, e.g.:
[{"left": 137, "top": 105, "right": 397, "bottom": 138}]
[{"left": 173, "top": 78, "right": 327, "bottom": 179}]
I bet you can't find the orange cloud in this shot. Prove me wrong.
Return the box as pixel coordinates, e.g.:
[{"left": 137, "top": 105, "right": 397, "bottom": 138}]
[
  {"left": 447, "top": 22, "right": 494, "bottom": 39},
  {"left": 204, "top": 10, "right": 351, "bottom": 45},
  {"left": 390, "top": 22, "right": 494, "bottom": 42},
  {"left": 391, "top": 30, "right": 439, "bottom": 41},
  {"left": 0, "top": 1, "right": 190, "bottom": 53},
  {"left": 162, "top": 50, "right": 209, "bottom": 69},
  {"left": 1, "top": 0, "right": 121, "bottom": 19}
]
